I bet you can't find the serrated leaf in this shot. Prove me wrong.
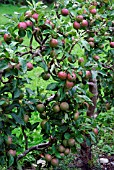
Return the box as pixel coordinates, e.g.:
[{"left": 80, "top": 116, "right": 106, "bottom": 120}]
[
  {"left": 8, "top": 155, "right": 14, "bottom": 167},
  {"left": 80, "top": 39, "right": 90, "bottom": 51}
]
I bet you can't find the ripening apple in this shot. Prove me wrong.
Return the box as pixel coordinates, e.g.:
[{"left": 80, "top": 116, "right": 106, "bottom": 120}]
[
  {"left": 76, "top": 15, "right": 83, "bottom": 22},
  {"left": 78, "top": 57, "right": 84, "bottom": 64},
  {"left": 88, "top": 37, "right": 94, "bottom": 42},
  {"left": 93, "top": 128, "right": 98, "bottom": 135},
  {"left": 45, "top": 154, "right": 52, "bottom": 162},
  {"left": 67, "top": 72, "right": 76, "bottom": 82},
  {"left": 110, "top": 42, "right": 114, "bottom": 48},
  {"left": 73, "top": 21, "right": 80, "bottom": 29},
  {"left": 81, "top": 20, "right": 88, "bottom": 27},
  {"left": 4, "top": 33, "right": 11, "bottom": 42},
  {"left": 51, "top": 158, "right": 59, "bottom": 167},
  {"left": 24, "top": 114, "right": 29, "bottom": 123},
  {"left": 18, "top": 22, "right": 27, "bottom": 30},
  {"left": 86, "top": 70, "right": 91, "bottom": 78},
  {"left": 27, "top": 62, "right": 33, "bottom": 71},
  {"left": 93, "top": 55, "right": 99, "bottom": 60},
  {"left": 65, "top": 80, "right": 74, "bottom": 89},
  {"left": 61, "top": 8, "right": 69, "bottom": 16},
  {"left": 74, "top": 112, "right": 79, "bottom": 120},
  {"left": 25, "top": 11, "right": 32, "bottom": 18},
  {"left": 90, "top": 8, "right": 97, "bottom": 14},
  {"left": 26, "top": 21, "right": 33, "bottom": 27},
  {"left": 6, "top": 136, "right": 12, "bottom": 145},
  {"left": 58, "top": 71, "right": 67, "bottom": 80},
  {"left": 8, "top": 149, "right": 16, "bottom": 156},
  {"left": 89, "top": 41, "right": 95, "bottom": 47},
  {"left": 50, "top": 38, "right": 58, "bottom": 48},
  {"left": 32, "top": 13, "right": 39, "bottom": 20}
]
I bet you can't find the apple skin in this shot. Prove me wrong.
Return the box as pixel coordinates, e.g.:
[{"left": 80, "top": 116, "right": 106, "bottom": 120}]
[
  {"left": 67, "top": 72, "right": 76, "bottom": 82},
  {"left": 25, "top": 11, "right": 32, "bottom": 18},
  {"left": 93, "top": 128, "right": 98, "bottom": 135},
  {"left": 51, "top": 158, "right": 59, "bottom": 167},
  {"left": 24, "top": 114, "right": 29, "bottom": 123},
  {"left": 26, "top": 21, "right": 33, "bottom": 27},
  {"left": 89, "top": 41, "right": 95, "bottom": 47},
  {"left": 4, "top": 34, "right": 11, "bottom": 42},
  {"left": 27, "top": 62, "right": 33, "bottom": 71},
  {"left": 50, "top": 38, "right": 58, "bottom": 48},
  {"left": 76, "top": 15, "right": 83, "bottom": 22},
  {"left": 110, "top": 42, "right": 114, "bottom": 48},
  {"left": 90, "top": 8, "right": 97, "bottom": 14},
  {"left": 58, "top": 71, "right": 67, "bottom": 80},
  {"left": 74, "top": 112, "right": 79, "bottom": 120},
  {"left": 8, "top": 149, "right": 16, "bottom": 156},
  {"left": 86, "top": 70, "right": 91, "bottom": 78},
  {"left": 18, "top": 22, "right": 27, "bottom": 30},
  {"left": 81, "top": 20, "right": 88, "bottom": 27},
  {"left": 78, "top": 57, "right": 84, "bottom": 64},
  {"left": 6, "top": 136, "right": 12, "bottom": 145},
  {"left": 73, "top": 21, "right": 80, "bottom": 29},
  {"left": 65, "top": 80, "right": 74, "bottom": 89},
  {"left": 61, "top": 8, "right": 69, "bottom": 16},
  {"left": 32, "top": 13, "right": 39, "bottom": 20},
  {"left": 45, "top": 154, "right": 52, "bottom": 162},
  {"left": 88, "top": 37, "right": 94, "bottom": 42},
  {"left": 93, "top": 55, "right": 99, "bottom": 60}
]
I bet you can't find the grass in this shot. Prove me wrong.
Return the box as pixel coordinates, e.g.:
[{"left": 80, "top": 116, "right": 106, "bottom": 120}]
[{"left": 0, "top": 4, "right": 27, "bottom": 25}]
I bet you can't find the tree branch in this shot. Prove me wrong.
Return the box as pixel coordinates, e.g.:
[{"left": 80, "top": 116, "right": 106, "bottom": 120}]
[{"left": 17, "top": 142, "right": 50, "bottom": 161}]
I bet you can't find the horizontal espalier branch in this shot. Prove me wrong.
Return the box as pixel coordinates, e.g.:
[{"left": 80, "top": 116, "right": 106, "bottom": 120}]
[{"left": 17, "top": 142, "right": 50, "bottom": 161}]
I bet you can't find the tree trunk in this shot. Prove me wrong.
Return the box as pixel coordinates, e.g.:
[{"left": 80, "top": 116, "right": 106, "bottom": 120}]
[{"left": 80, "top": 76, "right": 98, "bottom": 170}]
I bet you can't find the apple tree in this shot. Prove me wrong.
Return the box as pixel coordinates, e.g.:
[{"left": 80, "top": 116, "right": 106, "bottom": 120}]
[{"left": 0, "top": 0, "right": 114, "bottom": 169}]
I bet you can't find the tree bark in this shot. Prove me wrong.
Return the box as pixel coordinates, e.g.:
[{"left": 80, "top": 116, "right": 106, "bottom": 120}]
[{"left": 80, "top": 76, "right": 98, "bottom": 170}]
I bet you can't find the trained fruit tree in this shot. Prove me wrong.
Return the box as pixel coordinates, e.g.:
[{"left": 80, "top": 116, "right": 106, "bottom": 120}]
[{"left": 0, "top": 0, "right": 114, "bottom": 169}]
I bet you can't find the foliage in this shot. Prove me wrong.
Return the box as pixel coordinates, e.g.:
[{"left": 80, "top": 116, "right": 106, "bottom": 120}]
[{"left": 0, "top": 0, "right": 114, "bottom": 169}]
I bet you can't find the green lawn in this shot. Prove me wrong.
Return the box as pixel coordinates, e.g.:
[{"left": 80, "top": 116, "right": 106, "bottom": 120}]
[{"left": 0, "top": 4, "right": 27, "bottom": 25}]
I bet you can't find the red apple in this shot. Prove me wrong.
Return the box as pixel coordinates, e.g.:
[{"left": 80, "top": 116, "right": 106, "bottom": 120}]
[
  {"left": 65, "top": 80, "right": 74, "bottom": 89},
  {"left": 78, "top": 57, "right": 84, "bottom": 64},
  {"left": 18, "top": 22, "right": 27, "bottom": 30},
  {"left": 88, "top": 37, "right": 94, "bottom": 42},
  {"left": 89, "top": 41, "right": 95, "bottom": 47},
  {"left": 86, "top": 70, "right": 91, "bottom": 78},
  {"left": 76, "top": 15, "right": 83, "bottom": 22},
  {"left": 4, "top": 33, "right": 11, "bottom": 42},
  {"left": 61, "top": 8, "right": 69, "bottom": 16},
  {"left": 73, "top": 21, "right": 80, "bottom": 29},
  {"left": 81, "top": 20, "right": 88, "bottom": 27},
  {"left": 50, "top": 38, "right": 58, "bottom": 48},
  {"left": 58, "top": 71, "right": 67, "bottom": 80},
  {"left": 90, "top": 8, "right": 97, "bottom": 14},
  {"left": 27, "top": 62, "right": 33, "bottom": 71},
  {"left": 26, "top": 21, "right": 33, "bottom": 27},
  {"left": 25, "top": 11, "right": 32, "bottom": 18},
  {"left": 110, "top": 42, "right": 114, "bottom": 48},
  {"left": 67, "top": 72, "right": 76, "bottom": 82},
  {"left": 32, "top": 13, "right": 39, "bottom": 20},
  {"left": 93, "top": 55, "right": 99, "bottom": 60},
  {"left": 93, "top": 128, "right": 98, "bottom": 135},
  {"left": 8, "top": 149, "right": 16, "bottom": 156}
]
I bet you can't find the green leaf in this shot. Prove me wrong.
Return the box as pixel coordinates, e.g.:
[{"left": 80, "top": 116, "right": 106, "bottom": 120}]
[
  {"left": 8, "top": 155, "right": 14, "bottom": 167},
  {"left": 91, "top": 70, "right": 98, "bottom": 79},
  {"left": 14, "top": 88, "right": 22, "bottom": 99},
  {"left": 31, "top": 122, "right": 39, "bottom": 131},
  {"left": 46, "top": 83, "right": 58, "bottom": 90},
  {"left": 80, "top": 39, "right": 90, "bottom": 51},
  {"left": 19, "top": 57, "right": 27, "bottom": 73},
  {"left": 11, "top": 113, "right": 24, "bottom": 125},
  {"left": 0, "top": 60, "right": 9, "bottom": 71},
  {"left": 64, "top": 133, "right": 70, "bottom": 139},
  {"left": 38, "top": 61, "right": 48, "bottom": 71}
]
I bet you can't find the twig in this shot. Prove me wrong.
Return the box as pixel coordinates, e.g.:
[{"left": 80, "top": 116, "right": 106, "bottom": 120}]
[
  {"left": 21, "top": 126, "right": 28, "bottom": 150},
  {"left": 16, "top": 142, "right": 50, "bottom": 161}
]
